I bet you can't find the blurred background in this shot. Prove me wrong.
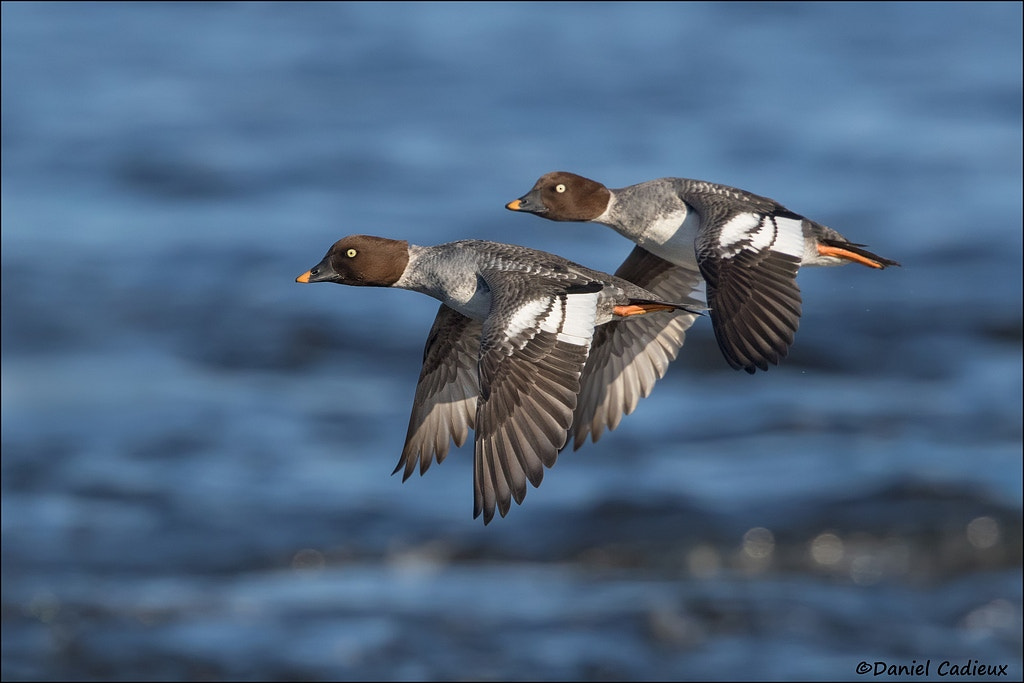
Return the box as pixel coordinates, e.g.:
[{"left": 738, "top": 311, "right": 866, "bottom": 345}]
[{"left": 2, "top": 2, "right": 1021, "bottom": 680}]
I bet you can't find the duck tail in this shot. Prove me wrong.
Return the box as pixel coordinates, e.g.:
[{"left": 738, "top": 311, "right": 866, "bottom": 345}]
[
  {"left": 615, "top": 298, "right": 707, "bottom": 318},
  {"left": 817, "top": 238, "right": 901, "bottom": 269}
]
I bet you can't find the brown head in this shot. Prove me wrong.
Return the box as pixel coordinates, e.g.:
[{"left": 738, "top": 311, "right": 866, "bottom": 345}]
[
  {"left": 505, "top": 171, "right": 611, "bottom": 221},
  {"left": 295, "top": 234, "right": 410, "bottom": 287}
]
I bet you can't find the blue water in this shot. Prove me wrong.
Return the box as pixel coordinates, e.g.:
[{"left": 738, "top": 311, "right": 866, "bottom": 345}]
[{"left": 2, "top": 2, "right": 1021, "bottom": 680}]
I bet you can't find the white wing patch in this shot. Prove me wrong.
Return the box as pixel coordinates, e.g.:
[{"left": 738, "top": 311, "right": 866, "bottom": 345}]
[
  {"left": 505, "top": 299, "right": 550, "bottom": 340},
  {"left": 717, "top": 212, "right": 805, "bottom": 259},
  {"left": 548, "top": 291, "right": 599, "bottom": 346},
  {"left": 718, "top": 212, "right": 769, "bottom": 253},
  {"left": 507, "top": 292, "right": 599, "bottom": 348},
  {"left": 772, "top": 216, "right": 806, "bottom": 259}
]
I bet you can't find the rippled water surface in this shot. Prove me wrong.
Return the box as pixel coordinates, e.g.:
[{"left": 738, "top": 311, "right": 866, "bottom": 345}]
[{"left": 2, "top": 2, "right": 1021, "bottom": 681}]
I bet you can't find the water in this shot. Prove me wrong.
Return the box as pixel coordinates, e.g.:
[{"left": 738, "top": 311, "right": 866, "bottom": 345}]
[{"left": 2, "top": 2, "right": 1021, "bottom": 680}]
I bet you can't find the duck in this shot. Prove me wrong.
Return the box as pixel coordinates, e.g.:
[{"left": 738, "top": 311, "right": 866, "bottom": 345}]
[
  {"left": 506, "top": 171, "right": 900, "bottom": 374},
  {"left": 296, "top": 235, "right": 704, "bottom": 524}
]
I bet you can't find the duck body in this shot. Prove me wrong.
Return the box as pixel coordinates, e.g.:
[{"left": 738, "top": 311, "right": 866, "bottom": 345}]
[
  {"left": 508, "top": 172, "right": 900, "bottom": 373},
  {"left": 297, "top": 235, "right": 704, "bottom": 523}
]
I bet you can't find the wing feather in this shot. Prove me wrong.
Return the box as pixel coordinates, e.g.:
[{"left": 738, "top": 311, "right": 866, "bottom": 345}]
[
  {"left": 572, "top": 246, "right": 704, "bottom": 449},
  {"left": 395, "top": 304, "right": 481, "bottom": 479}
]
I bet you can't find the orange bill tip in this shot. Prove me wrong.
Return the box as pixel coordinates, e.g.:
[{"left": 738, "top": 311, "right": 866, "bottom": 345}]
[
  {"left": 505, "top": 199, "right": 522, "bottom": 211},
  {"left": 296, "top": 270, "right": 312, "bottom": 283}
]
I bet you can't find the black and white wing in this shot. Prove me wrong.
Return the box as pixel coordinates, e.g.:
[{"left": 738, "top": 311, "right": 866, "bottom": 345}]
[
  {"left": 696, "top": 210, "right": 804, "bottom": 373},
  {"left": 571, "top": 246, "right": 705, "bottom": 449},
  {"left": 473, "top": 277, "right": 601, "bottom": 524}
]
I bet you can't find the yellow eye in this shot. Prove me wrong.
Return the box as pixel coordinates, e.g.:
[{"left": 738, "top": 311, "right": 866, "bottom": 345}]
[
  {"left": 555, "top": 184, "right": 566, "bottom": 193},
  {"left": 346, "top": 248, "right": 357, "bottom": 258}
]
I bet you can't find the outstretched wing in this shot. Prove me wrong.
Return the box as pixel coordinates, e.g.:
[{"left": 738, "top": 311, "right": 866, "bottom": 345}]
[
  {"left": 394, "top": 304, "right": 481, "bottom": 480},
  {"left": 572, "top": 246, "right": 705, "bottom": 449},
  {"left": 473, "top": 278, "right": 600, "bottom": 524},
  {"left": 695, "top": 210, "right": 804, "bottom": 373}
]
